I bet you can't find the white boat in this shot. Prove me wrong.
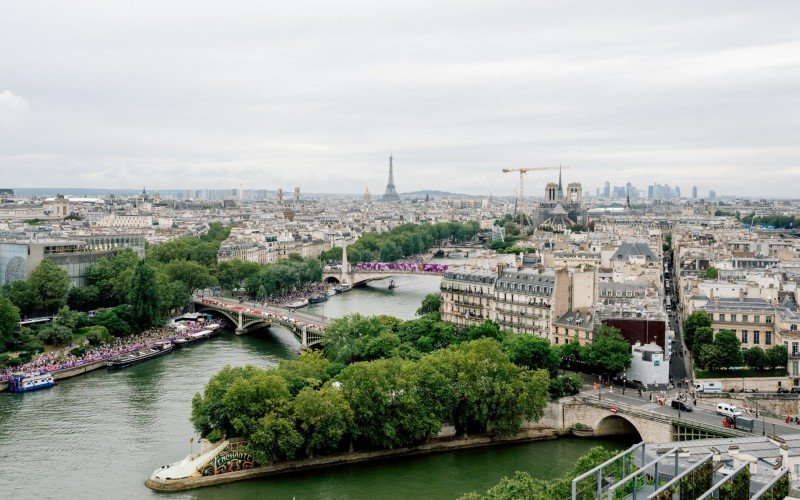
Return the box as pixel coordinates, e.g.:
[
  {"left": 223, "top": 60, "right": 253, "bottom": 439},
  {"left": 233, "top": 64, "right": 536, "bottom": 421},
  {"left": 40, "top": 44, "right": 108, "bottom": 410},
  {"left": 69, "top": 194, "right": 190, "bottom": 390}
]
[
  {"left": 8, "top": 372, "right": 56, "bottom": 393},
  {"left": 286, "top": 299, "right": 309, "bottom": 309}
]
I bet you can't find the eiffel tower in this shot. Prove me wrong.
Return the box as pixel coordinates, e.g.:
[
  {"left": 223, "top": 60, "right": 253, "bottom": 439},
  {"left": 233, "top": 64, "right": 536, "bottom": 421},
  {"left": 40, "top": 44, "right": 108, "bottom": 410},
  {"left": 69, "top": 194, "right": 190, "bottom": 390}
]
[{"left": 382, "top": 155, "right": 400, "bottom": 201}]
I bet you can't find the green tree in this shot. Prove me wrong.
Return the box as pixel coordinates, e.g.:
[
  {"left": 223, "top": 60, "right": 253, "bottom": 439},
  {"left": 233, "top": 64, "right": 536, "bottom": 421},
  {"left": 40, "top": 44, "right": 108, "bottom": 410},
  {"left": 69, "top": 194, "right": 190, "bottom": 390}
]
[
  {"left": 766, "top": 345, "right": 788, "bottom": 370},
  {"left": 248, "top": 413, "right": 303, "bottom": 465},
  {"left": 467, "top": 320, "right": 505, "bottom": 342},
  {"left": 67, "top": 285, "right": 100, "bottom": 311},
  {"left": 684, "top": 311, "right": 712, "bottom": 352},
  {"left": 580, "top": 326, "right": 631, "bottom": 377},
  {"left": 502, "top": 334, "right": 560, "bottom": 376},
  {"left": 322, "top": 313, "right": 392, "bottom": 364},
  {"left": 397, "top": 315, "right": 460, "bottom": 353},
  {"left": 694, "top": 326, "right": 714, "bottom": 352},
  {"left": 426, "top": 338, "right": 549, "bottom": 436},
  {"left": 701, "top": 267, "right": 719, "bottom": 279},
  {"left": 191, "top": 365, "right": 263, "bottom": 437},
  {"left": 379, "top": 240, "right": 402, "bottom": 262},
  {"left": 272, "top": 351, "right": 334, "bottom": 396},
  {"left": 93, "top": 308, "right": 132, "bottom": 337},
  {"left": 38, "top": 323, "right": 74, "bottom": 345},
  {"left": 222, "top": 370, "right": 292, "bottom": 437},
  {"left": 293, "top": 386, "right": 352, "bottom": 457},
  {"left": 0, "top": 296, "right": 21, "bottom": 349},
  {"left": 127, "top": 260, "right": 161, "bottom": 330},
  {"left": 700, "top": 329, "right": 742, "bottom": 370},
  {"left": 416, "top": 293, "right": 441, "bottom": 316},
  {"left": 165, "top": 260, "right": 216, "bottom": 294},
  {"left": 85, "top": 325, "right": 112, "bottom": 346},
  {"left": 53, "top": 305, "right": 86, "bottom": 331},
  {"left": 744, "top": 346, "right": 766, "bottom": 371},
  {"left": 336, "top": 357, "right": 444, "bottom": 449},
  {"left": 29, "top": 259, "right": 71, "bottom": 313},
  {"left": 2, "top": 280, "right": 40, "bottom": 317}
]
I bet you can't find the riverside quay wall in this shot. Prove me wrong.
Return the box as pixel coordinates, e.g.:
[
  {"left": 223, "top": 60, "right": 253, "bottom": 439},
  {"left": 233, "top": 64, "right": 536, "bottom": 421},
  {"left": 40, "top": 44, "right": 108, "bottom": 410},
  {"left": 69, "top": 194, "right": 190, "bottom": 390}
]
[{"left": 146, "top": 427, "right": 562, "bottom": 492}]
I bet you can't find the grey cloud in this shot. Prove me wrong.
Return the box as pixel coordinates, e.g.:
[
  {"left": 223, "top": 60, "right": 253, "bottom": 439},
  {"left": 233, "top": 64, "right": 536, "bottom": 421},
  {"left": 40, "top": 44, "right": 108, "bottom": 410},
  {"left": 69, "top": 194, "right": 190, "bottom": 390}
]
[{"left": 0, "top": 1, "right": 799, "bottom": 196}]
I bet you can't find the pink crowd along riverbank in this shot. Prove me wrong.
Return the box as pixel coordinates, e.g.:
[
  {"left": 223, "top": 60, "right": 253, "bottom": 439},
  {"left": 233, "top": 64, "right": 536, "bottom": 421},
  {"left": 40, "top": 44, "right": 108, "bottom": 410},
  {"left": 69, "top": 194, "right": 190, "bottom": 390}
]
[{"left": 1, "top": 320, "right": 221, "bottom": 389}]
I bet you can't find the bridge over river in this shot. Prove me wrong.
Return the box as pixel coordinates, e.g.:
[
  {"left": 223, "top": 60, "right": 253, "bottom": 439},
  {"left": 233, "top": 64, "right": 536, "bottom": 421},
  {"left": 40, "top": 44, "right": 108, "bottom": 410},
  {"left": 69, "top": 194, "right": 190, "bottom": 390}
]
[
  {"left": 192, "top": 297, "right": 330, "bottom": 347},
  {"left": 554, "top": 392, "right": 800, "bottom": 443}
]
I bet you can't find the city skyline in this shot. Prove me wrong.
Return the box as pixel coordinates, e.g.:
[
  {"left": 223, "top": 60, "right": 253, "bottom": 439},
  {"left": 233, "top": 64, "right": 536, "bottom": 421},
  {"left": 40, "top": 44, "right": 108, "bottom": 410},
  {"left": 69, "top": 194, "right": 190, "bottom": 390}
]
[{"left": 2, "top": 2, "right": 799, "bottom": 196}]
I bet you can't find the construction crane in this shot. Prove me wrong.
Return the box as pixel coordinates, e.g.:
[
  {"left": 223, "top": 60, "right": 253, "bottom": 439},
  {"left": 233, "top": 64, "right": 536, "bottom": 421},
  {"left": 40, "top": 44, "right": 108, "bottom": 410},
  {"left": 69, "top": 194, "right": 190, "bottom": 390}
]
[{"left": 502, "top": 165, "right": 569, "bottom": 229}]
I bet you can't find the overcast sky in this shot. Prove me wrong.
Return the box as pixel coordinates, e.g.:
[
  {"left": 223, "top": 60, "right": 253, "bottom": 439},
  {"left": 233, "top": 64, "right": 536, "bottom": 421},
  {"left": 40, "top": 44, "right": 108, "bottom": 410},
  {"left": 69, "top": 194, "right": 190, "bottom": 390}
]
[{"left": 1, "top": 1, "right": 799, "bottom": 197}]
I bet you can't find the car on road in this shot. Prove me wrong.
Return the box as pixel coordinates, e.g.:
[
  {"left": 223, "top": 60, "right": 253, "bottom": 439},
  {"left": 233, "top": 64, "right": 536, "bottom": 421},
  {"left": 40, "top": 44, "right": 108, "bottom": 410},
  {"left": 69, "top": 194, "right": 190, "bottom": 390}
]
[
  {"left": 777, "top": 388, "right": 790, "bottom": 394},
  {"left": 791, "top": 387, "right": 800, "bottom": 394},
  {"left": 671, "top": 400, "right": 693, "bottom": 412},
  {"left": 717, "top": 403, "right": 743, "bottom": 418}
]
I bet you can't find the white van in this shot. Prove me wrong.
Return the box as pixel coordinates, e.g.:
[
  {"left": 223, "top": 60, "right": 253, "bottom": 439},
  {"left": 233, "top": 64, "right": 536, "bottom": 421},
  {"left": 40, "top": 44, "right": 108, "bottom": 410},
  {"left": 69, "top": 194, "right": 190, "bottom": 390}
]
[
  {"left": 695, "top": 381, "right": 722, "bottom": 393},
  {"left": 716, "top": 403, "right": 742, "bottom": 418}
]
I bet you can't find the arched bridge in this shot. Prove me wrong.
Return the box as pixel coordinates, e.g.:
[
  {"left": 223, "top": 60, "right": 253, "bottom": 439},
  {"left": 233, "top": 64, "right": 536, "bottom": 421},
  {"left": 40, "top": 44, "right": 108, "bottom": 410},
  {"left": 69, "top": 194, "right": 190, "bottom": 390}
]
[
  {"left": 323, "top": 263, "right": 448, "bottom": 286},
  {"left": 192, "top": 298, "right": 326, "bottom": 348},
  {"left": 559, "top": 397, "right": 748, "bottom": 443}
]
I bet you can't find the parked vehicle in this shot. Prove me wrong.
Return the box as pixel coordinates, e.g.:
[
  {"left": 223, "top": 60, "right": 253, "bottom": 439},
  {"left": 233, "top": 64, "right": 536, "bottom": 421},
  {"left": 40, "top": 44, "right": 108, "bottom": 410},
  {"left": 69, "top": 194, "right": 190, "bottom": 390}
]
[
  {"left": 716, "top": 403, "right": 743, "bottom": 418},
  {"left": 778, "top": 388, "right": 790, "bottom": 394},
  {"left": 695, "top": 381, "right": 723, "bottom": 393},
  {"left": 671, "top": 400, "right": 693, "bottom": 412},
  {"left": 790, "top": 387, "right": 800, "bottom": 394}
]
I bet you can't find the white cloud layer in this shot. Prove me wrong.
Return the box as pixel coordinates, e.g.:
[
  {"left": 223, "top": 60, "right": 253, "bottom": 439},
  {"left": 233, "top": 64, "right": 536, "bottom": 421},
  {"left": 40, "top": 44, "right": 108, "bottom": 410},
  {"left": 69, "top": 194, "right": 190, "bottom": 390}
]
[
  {"left": 0, "top": 1, "right": 799, "bottom": 197},
  {"left": 0, "top": 90, "right": 30, "bottom": 129}
]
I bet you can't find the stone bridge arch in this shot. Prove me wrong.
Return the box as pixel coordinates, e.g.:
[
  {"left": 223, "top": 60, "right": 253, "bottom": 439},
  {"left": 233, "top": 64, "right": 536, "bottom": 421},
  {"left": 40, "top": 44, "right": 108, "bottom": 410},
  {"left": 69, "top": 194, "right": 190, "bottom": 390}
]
[
  {"left": 595, "top": 415, "right": 643, "bottom": 441},
  {"left": 561, "top": 400, "right": 673, "bottom": 443},
  {"left": 323, "top": 276, "right": 340, "bottom": 284}
]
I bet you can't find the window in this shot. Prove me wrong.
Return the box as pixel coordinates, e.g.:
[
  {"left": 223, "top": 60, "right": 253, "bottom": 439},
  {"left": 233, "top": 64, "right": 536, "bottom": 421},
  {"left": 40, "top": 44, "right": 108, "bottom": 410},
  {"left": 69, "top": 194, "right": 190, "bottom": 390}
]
[
  {"left": 754, "top": 331, "right": 761, "bottom": 344},
  {"left": 730, "top": 314, "right": 737, "bottom": 322},
  {"left": 741, "top": 331, "right": 748, "bottom": 343},
  {"left": 719, "top": 313, "right": 726, "bottom": 321},
  {"left": 742, "top": 314, "right": 749, "bottom": 322},
  {"left": 766, "top": 332, "right": 772, "bottom": 345},
  {"left": 792, "top": 342, "right": 798, "bottom": 356},
  {"left": 792, "top": 324, "right": 798, "bottom": 331},
  {"left": 754, "top": 315, "right": 761, "bottom": 323},
  {"left": 766, "top": 316, "right": 773, "bottom": 323},
  {"left": 626, "top": 291, "right": 632, "bottom": 297}
]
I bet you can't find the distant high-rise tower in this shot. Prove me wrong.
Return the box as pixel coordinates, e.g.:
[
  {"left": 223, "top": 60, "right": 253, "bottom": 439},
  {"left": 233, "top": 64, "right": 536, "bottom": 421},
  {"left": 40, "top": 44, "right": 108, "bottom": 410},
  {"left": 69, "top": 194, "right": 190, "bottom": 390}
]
[
  {"left": 603, "top": 181, "right": 610, "bottom": 198},
  {"left": 692, "top": 186, "right": 698, "bottom": 199},
  {"left": 294, "top": 187, "right": 301, "bottom": 205},
  {"left": 382, "top": 155, "right": 400, "bottom": 201},
  {"left": 277, "top": 188, "right": 283, "bottom": 204}
]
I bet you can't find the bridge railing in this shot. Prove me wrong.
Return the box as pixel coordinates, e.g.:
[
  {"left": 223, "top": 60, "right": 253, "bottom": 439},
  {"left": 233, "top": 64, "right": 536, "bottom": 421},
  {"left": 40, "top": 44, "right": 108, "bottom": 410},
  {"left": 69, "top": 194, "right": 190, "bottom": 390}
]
[{"left": 573, "top": 396, "right": 748, "bottom": 437}]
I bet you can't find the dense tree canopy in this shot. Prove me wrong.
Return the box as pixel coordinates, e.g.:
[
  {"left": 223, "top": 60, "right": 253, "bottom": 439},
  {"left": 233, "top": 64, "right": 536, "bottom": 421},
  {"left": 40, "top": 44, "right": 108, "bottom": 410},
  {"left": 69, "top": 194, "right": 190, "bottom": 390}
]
[
  {"left": 319, "top": 221, "right": 480, "bottom": 264},
  {"left": 580, "top": 326, "right": 632, "bottom": 376},
  {"left": 29, "top": 259, "right": 71, "bottom": 313},
  {"left": 684, "top": 311, "right": 712, "bottom": 353}
]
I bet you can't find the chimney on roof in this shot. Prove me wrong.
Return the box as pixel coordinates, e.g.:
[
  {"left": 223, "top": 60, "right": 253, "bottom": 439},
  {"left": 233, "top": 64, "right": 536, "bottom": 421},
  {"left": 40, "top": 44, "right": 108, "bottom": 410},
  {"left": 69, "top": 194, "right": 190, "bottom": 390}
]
[{"left": 738, "top": 289, "right": 745, "bottom": 303}]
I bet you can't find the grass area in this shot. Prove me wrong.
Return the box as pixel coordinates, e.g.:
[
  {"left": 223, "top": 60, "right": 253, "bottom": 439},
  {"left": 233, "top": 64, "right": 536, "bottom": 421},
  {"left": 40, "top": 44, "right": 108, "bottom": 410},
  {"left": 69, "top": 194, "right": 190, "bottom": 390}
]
[
  {"left": 72, "top": 326, "right": 93, "bottom": 344},
  {"left": 695, "top": 368, "right": 787, "bottom": 379}
]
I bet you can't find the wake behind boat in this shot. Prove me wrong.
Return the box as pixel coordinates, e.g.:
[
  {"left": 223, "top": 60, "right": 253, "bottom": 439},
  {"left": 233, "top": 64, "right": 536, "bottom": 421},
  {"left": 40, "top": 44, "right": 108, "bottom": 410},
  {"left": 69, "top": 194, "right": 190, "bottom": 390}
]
[{"left": 106, "top": 342, "right": 173, "bottom": 369}]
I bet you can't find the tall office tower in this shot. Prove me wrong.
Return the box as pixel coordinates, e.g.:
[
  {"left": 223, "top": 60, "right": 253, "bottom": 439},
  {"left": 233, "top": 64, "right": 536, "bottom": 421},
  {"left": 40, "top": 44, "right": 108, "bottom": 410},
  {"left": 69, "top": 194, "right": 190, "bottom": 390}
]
[
  {"left": 709, "top": 190, "right": 716, "bottom": 200},
  {"left": 648, "top": 185, "right": 654, "bottom": 199},
  {"left": 675, "top": 186, "right": 681, "bottom": 198},
  {"left": 595, "top": 188, "right": 600, "bottom": 197},
  {"left": 382, "top": 155, "right": 400, "bottom": 201},
  {"left": 692, "top": 186, "right": 698, "bottom": 199},
  {"left": 603, "top": 181, "right": 610, "bottom": 198}
]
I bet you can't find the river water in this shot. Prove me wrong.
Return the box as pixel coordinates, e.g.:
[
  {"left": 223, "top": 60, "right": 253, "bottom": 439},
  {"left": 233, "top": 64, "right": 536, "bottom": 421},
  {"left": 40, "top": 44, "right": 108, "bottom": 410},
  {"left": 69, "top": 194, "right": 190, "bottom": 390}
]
[{"left": 0, "top": 269, "right": 631, "bottom": 499}]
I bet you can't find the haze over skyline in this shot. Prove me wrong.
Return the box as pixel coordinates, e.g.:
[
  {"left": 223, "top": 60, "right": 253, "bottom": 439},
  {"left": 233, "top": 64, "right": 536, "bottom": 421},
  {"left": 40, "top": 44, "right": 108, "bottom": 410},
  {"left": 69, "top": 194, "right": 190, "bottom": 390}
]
[{"left": 1, "top": 1, "right": 799, "bottom": 197}]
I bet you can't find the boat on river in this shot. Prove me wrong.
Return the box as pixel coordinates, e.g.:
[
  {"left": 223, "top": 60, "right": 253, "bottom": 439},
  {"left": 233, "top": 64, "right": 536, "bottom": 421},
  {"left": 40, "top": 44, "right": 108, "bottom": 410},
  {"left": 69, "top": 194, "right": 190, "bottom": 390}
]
[
  {"left": 286, "top": 299, "right": 309, "bottom": 309},
  {"left": 172, "top": 326, "right": 222, "bottom": 348},
  {"left": 7, "top": 372, "right": 56, "bottom": 393},
  {"left": 333, "top": 283, "right": 352, "bottom": 294},
  {"left": 308, "top": 294, "right": 328, "bottom": 304},
  {"left": 106, "top": 343, "right": 174, "bottom": 369}
]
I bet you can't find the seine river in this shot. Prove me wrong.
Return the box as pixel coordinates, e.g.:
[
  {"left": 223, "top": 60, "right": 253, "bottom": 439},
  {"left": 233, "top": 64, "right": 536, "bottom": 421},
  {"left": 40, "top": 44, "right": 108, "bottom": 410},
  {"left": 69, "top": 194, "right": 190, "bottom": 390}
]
[{"left": 0, "top": 272, "right": 630, "bottom": 499}]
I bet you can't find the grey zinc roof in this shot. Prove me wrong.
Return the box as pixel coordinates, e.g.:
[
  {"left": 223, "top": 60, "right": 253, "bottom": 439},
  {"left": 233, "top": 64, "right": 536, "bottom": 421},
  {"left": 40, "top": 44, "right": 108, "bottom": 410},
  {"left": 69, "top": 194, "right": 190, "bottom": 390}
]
[
  {"left": 612, "top": 242, "right": 657, "bottom": 261},
  {"left": 553, "top": 310, "right": 594, "bottom": 329}
]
